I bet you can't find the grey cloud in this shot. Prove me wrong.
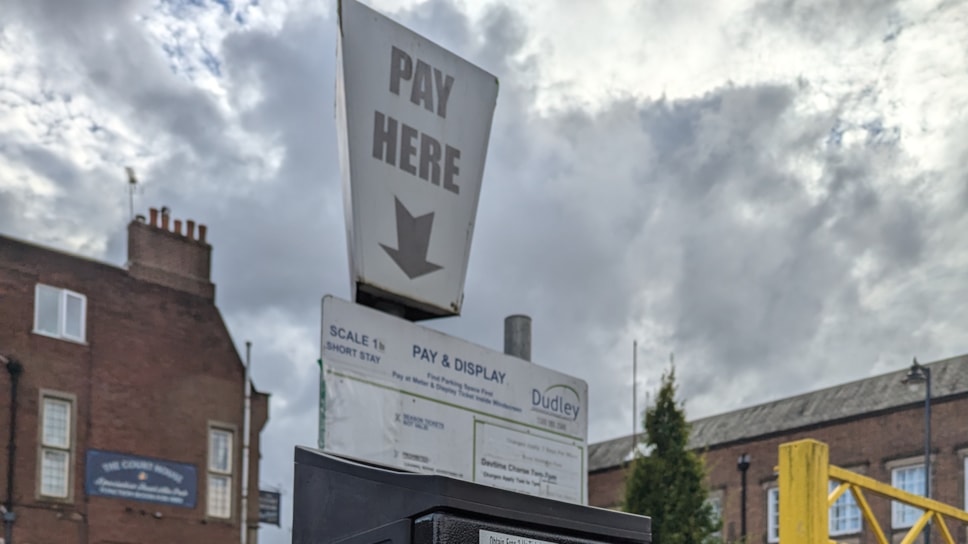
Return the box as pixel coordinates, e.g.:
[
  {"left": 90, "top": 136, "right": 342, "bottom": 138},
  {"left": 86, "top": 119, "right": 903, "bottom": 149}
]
[
  {"left": 206, "top": 14, "right": 345, "bottom": 315},
  {"left": 477, "top": 4, "right": 531, "bottom": 75},
  {"left": 2, "top": 0, "right": 266, "bottom": 256},
  {"left": 5, "top": 143, "right": 83, "bottom": 190},
  {"left": 5, "top": 0, "right": 149, "bottom": 41},
  {"left": 464, "top": 80, "right": 939, "bottom": 433},
  {"left": 0, "top": 136, "right": 125, "bottom": 254},
  {"left": 390, "top": 0, "right": 472, "bottom": 53},
  {"left": 755, "top": 0, "right": 901, "bottom": 44},
  {"left": 8, "top": 0, "right": 259, "bottom": 201}
]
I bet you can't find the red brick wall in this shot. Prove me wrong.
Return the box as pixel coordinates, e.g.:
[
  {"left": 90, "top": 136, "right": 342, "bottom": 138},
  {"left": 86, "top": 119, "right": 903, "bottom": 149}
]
[
  {"left": 0, "top": 234, "right": 266, "bottom": 544},
  {"left": 588, "top": 466, "right": 627, "bottom": 510},
  {"left": 127, "top": 214, "right": 214, "bottom": 300},
  {"left": 704, "top": 398, "right": 968, "bottom": 544},
  {"left": 589, "top": 397, "right": 968, "bottom": 544}
]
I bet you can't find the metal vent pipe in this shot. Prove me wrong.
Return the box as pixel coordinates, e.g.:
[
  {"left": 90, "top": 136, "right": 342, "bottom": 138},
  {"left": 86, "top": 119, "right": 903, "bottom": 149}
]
[{"left": 503, "top": 315, "right": 531, "bottom": 362}]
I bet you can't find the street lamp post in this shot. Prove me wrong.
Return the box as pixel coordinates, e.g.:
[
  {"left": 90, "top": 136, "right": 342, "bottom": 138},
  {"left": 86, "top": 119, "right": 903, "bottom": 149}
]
[
  {"left": 902, "top": 358, "right": 931, "bottom": 544},
  {"left": 737, "top": 453, "right": 750, "bottom": 541}
]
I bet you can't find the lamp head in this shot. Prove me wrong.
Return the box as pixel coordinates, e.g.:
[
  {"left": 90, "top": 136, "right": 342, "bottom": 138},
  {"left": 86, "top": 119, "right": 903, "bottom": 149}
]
[
  {"left": 902, "top": 357, "right": 928, "bottom": 386},
  {"left": 737, "top": 453, "right": 750, "bottom": 471}
]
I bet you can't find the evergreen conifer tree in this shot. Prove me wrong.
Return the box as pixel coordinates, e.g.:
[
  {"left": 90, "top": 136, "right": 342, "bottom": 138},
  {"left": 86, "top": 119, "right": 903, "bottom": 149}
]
[{"left": 624, "top": 366, "right": 720, "bottom": 544}]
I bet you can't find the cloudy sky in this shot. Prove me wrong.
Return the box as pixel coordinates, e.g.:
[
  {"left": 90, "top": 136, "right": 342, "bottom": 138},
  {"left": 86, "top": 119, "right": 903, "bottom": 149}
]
[{"left": 3, "top": 0, "right": 968, "bottom": 539}]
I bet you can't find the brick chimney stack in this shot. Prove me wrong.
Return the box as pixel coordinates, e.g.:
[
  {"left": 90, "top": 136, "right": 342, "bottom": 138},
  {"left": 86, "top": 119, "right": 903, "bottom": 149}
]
[{"left": 127, "top": 207, "right": 215, "bottom": 300}]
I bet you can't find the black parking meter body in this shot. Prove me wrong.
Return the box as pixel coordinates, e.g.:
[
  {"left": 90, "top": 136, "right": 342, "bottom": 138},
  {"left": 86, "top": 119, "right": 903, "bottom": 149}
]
[{"left": 293, "top": 447, "right": 651, "bottom": 544}]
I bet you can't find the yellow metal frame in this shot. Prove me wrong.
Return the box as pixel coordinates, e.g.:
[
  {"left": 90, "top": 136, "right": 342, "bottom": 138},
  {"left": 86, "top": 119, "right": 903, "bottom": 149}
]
[{"left": 778, "top": 439, "right": 968, "bottom": 544}]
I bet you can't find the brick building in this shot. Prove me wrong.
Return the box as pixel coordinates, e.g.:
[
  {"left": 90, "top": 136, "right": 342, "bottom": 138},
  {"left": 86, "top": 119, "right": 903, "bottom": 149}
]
[
  {"left": 589, "top": 355, "right": 968, "bottom": 543},
  {"left": 0, "top": 208, "right": 269, "bottom": 544}
]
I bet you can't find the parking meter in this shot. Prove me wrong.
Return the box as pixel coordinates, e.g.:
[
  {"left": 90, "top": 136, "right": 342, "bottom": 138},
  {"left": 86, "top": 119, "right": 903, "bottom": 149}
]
[{"left": 293, "top": 447, "right": 650, "bottom": 543}]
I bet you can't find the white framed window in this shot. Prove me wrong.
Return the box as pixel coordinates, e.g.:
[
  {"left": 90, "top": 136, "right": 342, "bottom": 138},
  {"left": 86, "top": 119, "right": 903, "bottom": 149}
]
[
  {"left": 706, "top": 492, "right": 723, "bottom": 539},
  {"left": 767, "top": 486, "right": 779, "bottom": 543},
  {"left": 34, "top": 284, "right": 86, "bottom": 342},
  {"left": 829, "top": 481, "right": 861, "bottom": 535},
  {"left": 891, "top": 464, "right": 925, "bottom": 528},
  {"left": 40, "top": 395, "right": 73, "bottom": 499},
  {"left": 207, "top": 427, "right": 234, "bottom": 519}
]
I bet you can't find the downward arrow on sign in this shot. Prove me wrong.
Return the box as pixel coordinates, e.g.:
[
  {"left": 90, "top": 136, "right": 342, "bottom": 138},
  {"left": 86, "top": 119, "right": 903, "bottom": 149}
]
[{"left": 380, "top": 197, "right": 443, "bottom": 279}]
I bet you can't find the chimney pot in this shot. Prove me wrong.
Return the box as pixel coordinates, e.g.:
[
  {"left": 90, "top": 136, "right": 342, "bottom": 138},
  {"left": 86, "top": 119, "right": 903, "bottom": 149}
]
[
  {"left": 198, "top": 224, "right": 208, "bottom": 243},
  {"left": 149, "top": 208, "right": 159, "bottom": 227},
  {"left": 126, "top": 211, "right": 214, "bottom": 300},
  {"left": 186, "top": 220, "right": 196, "bottom": 240}
]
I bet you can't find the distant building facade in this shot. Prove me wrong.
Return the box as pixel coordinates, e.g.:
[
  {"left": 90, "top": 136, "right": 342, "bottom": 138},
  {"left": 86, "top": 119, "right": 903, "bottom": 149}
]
[
  {"left": 589, "top": 356, "right": 968, "bottom": 544},
  {"left": 0, "top": 208, "right": 269, "bottom": 543}
]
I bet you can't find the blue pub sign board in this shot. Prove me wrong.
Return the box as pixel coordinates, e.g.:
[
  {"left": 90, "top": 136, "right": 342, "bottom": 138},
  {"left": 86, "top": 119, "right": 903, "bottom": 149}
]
[{"left": 85, "top": 450, "right": 197, "bottom": 508}]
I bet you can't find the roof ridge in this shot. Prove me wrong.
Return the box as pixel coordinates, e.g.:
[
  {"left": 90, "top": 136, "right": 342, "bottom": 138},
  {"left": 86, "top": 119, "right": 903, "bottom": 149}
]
[{"left": 588, "top": 355, "right": 968, "bottom": 472}]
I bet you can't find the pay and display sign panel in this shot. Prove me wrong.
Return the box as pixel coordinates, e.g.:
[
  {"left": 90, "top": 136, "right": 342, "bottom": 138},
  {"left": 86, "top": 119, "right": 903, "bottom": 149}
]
[
  {"left": 319, "top": 295, "right": 588, "bottom": 504},
  {"left": 336, "top": 0, "right": 499, "bottom": 317}
]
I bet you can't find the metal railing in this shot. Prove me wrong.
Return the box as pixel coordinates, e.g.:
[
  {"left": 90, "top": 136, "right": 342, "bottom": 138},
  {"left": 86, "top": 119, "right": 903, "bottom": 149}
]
[{"left": 777, "top": 439, "right": 968, "bottom": 544}]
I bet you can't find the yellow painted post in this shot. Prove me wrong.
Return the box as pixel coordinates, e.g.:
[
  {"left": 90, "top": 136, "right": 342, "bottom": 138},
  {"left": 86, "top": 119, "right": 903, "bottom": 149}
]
[{"left": 779, "top": 439, "right": 829, "bottom": 544}]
